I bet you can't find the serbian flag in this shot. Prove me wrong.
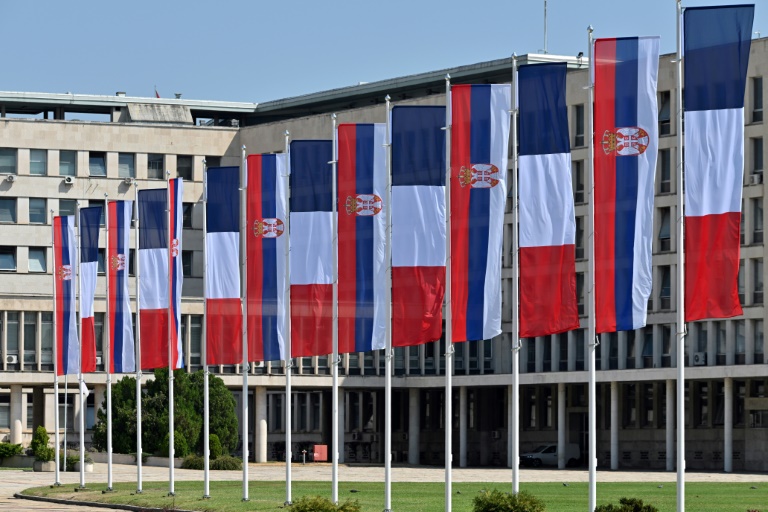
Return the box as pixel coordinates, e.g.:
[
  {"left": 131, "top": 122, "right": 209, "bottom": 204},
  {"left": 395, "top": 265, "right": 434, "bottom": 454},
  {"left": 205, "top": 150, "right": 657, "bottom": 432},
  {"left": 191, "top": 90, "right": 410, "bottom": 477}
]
[
  {"left": 290, "top": 141, "right": 333, "bottom": 357},
  {"left": 108, "top": 201, "right": 135, "bottom": 373},
  {"left": 337, "top": 124, "right": 387, "bottom": 354},
  {"left": 79, "top": 206, "right": 101, "bottom": 374},
  {"left": 247, "top": 154, "right": 288, "bottom": 362},
  {"left": 450, "top": 85, "right": 510, "bottom": 342},
  {"left": 518, "top": 63, "right": 579, "bottom": 337},
  {"left": 54, "top": 215, "right": 78, "bottom": 376},
  {"left": 138, "top": 178, "right": 184, "bottom": 369},
  {"left": 594, "top": 37, "right": 660, "bottom": 333},
  {"left": 684, "top": 5, "right": 754, "bottom": 321},
  {"left": 205, "top": 167, "right": 243, "bottom": 365},
  {"left": 391, "top": 106, "right": 446, "bottom": 347}
]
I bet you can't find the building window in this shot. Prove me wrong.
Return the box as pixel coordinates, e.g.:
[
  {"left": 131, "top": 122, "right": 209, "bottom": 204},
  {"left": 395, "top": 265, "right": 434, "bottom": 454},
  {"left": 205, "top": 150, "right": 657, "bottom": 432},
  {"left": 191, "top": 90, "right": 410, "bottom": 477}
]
[
  {"left": 205, "top": 156, "right": 221, "bottom": 169},
  {"left": 696, "top": 322, "right": 708, "bottom": 354},
  {"left": 59, "top": 150, "right": 77, "bottom": 177},
  {"left": 753, "top": 137, "right": 764, "bottom": 174},
  {"left": 23, "top": 312, "right": 36, "bottom": 366},
  {"left": 661, "top": 325, "right": 672, "bottom": 367},
  {"left": 756, "top": 320, "right": 764, "bottom": 364},
  {"left": 182, "top": 250, "right": 193, "bottom": 277},
  {"left": 626, "top": 330, "right": 636, "bottom": 368},
  {"left": 696, "top": 382, "right": 709, "bottom": 426},
  {"left": 89, "top": 200, "right": 106, "bottom": 226},
  {"left": 30, "top": 149, "right": 47, "bottom": 176},
  {"left": 754, "top": 198, "right": 764, "bottom": 244},
  {"left": 97, "top": 249, "right": 106, "bottom": 275},
  {"left": 658, "top": 207, "right": 671, "bottom": 252},
  {"left": 128, "top": 249, "right": 136, "bottom": 276},
  {"left": 641, "top": 383, "right": 654, "bottom": 426},
  {"left": 0, "top": 397, "right": 9, "bottom": 429},
  {"left": 741, "top": 199, "right": 746, "bottom": 245},
  {"left": 623, "top": 383, "right": 637, "bottom": 427},
  {"left": 576, "top": 272, "right": 585, "bottom": 315},
  {"left": 572, "top": 160, "right": 584, "bottom": 204},
  {"left": 659, "top": 149, "right": 671, "bottom": 193},
  {"left": 574, "top": 329, "right": 585, "bottom": 371},
  {"left": 0, "top": 198, "right": 17, "bottom": 223},
  {"left": 735, "top": 320, "right": 746, "bottom": 364},
  {"left": 6, "top": 312, "right": 19, "bottom": 359},
  {"left": 183, "top": 203, "right": 194, "bottom": 229},
  {"left": 575, "top": 216, "right": 585, "bottom": 260},
  {"left": 177, "top": 155, "right": 193, "bottom": 181},
  {"left": 0, "top": 148, "right": 17, "bottom": 174},
  {"left": 754, "top": 258, "right": 764, "bottom": 305},
  {"left": 753, "top": 77, "right": 764, "bottom": 123},
  {"left": 190, "top": 315, "right": 202, "bottom": 367},
  {"left": 574, "top": 104, "right": 585, "bottom": 147},
  {"left": 89, "top": 151, "right": 106, "bottom": 177},
  {"left": 738, "top": 260, "right": 745, "bottom": 304},
  {"left": 658, "top": 91, "right": 671, "bottom": 135},
  {"left": 148, "top": 154, "right": 164, "bottom": 179},
  {"left": 716, "top": 321, "right": 726, "bottom": 365},
  {"left": 28, "top": 248, "right": 46, "bottom": 273},
  {"left": 642, "top": 329, "right": 653, "bottom": 368},
  {"left": 41, "top": 312, "right": 53, "bottom": 370},
  {"left": 29, "top": 198, "right": 46, "bottom": 224},
  {"left": 660, "top": 265, "right": 671, "bottom": 310},
  {"left": 59, "top": 199, "right": 76, "bottom": 217},
  {"left": 118, "top": 153, "right": 135, "bottom": 178},
  {"left": 0, "top": 247, "right": 16, "bottom": 271}
]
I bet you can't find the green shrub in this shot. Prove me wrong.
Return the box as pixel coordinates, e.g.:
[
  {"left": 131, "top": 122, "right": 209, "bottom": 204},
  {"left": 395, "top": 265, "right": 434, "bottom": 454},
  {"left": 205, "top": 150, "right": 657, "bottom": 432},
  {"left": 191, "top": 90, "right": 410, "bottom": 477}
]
[
  {"left": 0, "top": 442, "right": 23, "bottom": 462},
  {"left": 289, "top": 495, "right": 361, "bottom": 512},
  {"left": 594, "top": 497, "right": 659, "bottom": 512},
  {"left": 63, "top": 449, "right": 93, "bottom": 470},
  {"left": 473, "top": 489, "right": 546, "bottom": 512},
  {"left": 158, "top": 430, "right": 190, "bottom": 458},
  {"left": 30, "top": 426, "right": 49, "bottom": 458},
  {"left": 35, "top": 446, "right": 56, "bottom": 462},
  {"left": 181, "top": 454, "right": 204, "bottom": 470},
  {"left": 210, "top": 455, "right": 242, "bottom": 471},
  {"left": 209, "top": 433, "right": 223, "bottom": 460}
]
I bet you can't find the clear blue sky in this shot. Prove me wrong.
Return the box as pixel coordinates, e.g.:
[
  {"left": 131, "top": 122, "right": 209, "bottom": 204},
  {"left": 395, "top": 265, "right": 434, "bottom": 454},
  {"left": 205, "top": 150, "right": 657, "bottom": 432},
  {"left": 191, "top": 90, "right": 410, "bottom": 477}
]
[{"left": 3, "top": 0, "right": 765, "bottom": 103}]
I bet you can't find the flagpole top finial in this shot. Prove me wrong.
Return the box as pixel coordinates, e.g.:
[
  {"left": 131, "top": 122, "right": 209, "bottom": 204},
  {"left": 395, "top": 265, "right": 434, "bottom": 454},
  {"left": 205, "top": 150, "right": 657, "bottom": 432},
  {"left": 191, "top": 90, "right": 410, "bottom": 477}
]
[
  {"left": 445, "top": 73, "right": 451, "bottom": 81},
  {"left": 284, "top": 130, "right": 289, "bottom": 137},
  {"left": 512, "top": 52, "right": 517, "bottom": 58},
  {"left": 588, "top": 25, "right": 593, "bottom": 33},
  {"left": 385, "top": 94, "right": 391, "bottom": 102},
  {"left": 331, "top": 113, "right": 337, "bottom": 120},
  {"left": 241, "top": 145, "right": 246, "bottom": 151}
]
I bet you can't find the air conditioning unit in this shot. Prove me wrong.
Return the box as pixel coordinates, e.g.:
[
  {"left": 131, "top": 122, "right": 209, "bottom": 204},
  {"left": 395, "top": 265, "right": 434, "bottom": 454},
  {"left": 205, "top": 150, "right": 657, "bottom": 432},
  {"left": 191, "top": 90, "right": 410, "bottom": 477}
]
[
  {"left": 351, "top": 432, "right": 361, "bottom": 441},
  {"left": 123, "top": 177, "right": 135, "bottom": 185},
  {"left": 5, "top": 174, "right": 15, "bottom": 183},
  {"left": 63, "top": 176, "right": 75, "bottom": 185},
  {"left": 751, "top": 173, "right": 763, "bottom": 185},
  {"left": 5, "top": 355, "right": 18, "bottom": 364},
  {"left": 693, "top": 352, "right": 707, "bottom": 366},
  {"left": 96, "top": 356, "right": 102, "bottom": 366},
  {"left": 492, "top": 430, "right": 502, "bottom": 440}
]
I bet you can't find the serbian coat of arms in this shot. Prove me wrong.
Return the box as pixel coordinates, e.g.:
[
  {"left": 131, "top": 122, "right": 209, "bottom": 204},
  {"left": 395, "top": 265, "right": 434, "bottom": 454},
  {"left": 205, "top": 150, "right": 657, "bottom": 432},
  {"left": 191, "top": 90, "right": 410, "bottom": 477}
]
[
  {"left": 253, "top": 218, "right": 285, "bottom": 238},
  {"left": 345, "top": 194, "right": 382, "bottom": 216},
  {"left": 458, "top": 164, "right": 500, "bottom": 188},
  {"left": 601, "top": 127, "right": 649, "bottom": 156}
]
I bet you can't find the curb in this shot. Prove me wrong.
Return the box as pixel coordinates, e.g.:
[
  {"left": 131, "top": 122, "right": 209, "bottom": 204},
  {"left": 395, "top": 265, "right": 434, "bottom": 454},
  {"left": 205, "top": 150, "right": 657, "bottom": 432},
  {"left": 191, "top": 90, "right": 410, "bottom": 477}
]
[{"left": 14, "top": 492, "right": 198, "bottom": 512}]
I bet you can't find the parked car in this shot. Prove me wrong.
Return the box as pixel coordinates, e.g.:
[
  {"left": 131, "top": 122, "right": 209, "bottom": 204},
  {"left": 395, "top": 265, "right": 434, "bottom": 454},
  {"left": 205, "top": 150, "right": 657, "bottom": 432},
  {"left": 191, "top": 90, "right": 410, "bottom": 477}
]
[{"left": 520, "top": 443, "right": 580, "bottom": 467}]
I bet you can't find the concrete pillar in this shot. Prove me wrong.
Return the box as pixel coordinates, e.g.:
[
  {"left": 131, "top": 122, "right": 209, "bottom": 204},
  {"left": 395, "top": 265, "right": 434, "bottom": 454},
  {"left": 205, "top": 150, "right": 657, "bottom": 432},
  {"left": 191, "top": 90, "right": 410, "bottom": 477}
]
[
  {"left": 535, "top": 337, "right": 544, "bottom": 373},
  {"left": 724, "top": 377, "right": 733, "bottom": 472},
  {"left": 338, "top": 388, "right": 346, "bottom": 464},
  {"left": 93, "top": 384, "right": 106, "bottom": 414},
  {"left": 459, "top": 386, "right": 467, "bottom": 468},
  {"left": 610, "top": 381, "right": 619, "bottom": 470},
  {"left": 666, "top": 379, "right": 675, "bottom": 471},
  {"left": 618, "top": 332, "right": 627, "bottom": 370},
  {"left": 10, "top": 385, "right": 22, "bottom": 445},
  {"left": 43, "top": 389, "right": 56, "bottom": 433},
  {"left": 255, "top": 386, "right": 267, "bottom": 463},
  {"left": 726, "top": 320, "right": 735, "bottom": 366},
  {"left": 557, "top": 382, "right": 566, "bottom": 469},
  {"left": 408, "top": 388, "right": 420, "bottom": 465}
]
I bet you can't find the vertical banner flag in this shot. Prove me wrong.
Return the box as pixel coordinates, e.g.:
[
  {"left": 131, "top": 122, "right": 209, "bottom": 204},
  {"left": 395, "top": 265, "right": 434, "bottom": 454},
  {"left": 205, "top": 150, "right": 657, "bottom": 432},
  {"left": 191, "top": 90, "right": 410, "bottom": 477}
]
[
  {"left": 138, "top": 178, "right": 184, "bottom": 369},
  {"left": 337, "top": 124, "right": 388, "bottom": 353},
  {"left": 450, "top": 84, "right": 510, "bottom": 342},
  {"left": 594, "top": 37, "right": 660, "bottom": 333},
  {"left": 684, "top": 5, "right": 754, "bottom": 321},
  {"left": 247, "top": 154, "right": 288, "bottom": 362},
  {"left": 518, "top": 63, "right": 579, "bottom": 337},
  {"left": 80, "top": 206, "right": 101, "bottom": 373},
  {"left": 391, "top": 106, "right": 446, "bottom": 347},
  {"left": 290, "top": 141, "right": 334, "bottom": 357},
  {"left": 205, "top": 167, "right": 243, "bottom": 365},
  {"left": 54, "top": 215, "right": 78, "bottom": 376},
  {"left": 108, "top": 200, "right": 136, "bottom": 373}
]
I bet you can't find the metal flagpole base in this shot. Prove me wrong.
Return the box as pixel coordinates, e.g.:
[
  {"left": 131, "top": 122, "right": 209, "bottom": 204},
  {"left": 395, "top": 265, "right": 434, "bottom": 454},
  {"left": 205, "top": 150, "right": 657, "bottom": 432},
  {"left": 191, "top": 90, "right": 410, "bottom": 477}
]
[
  {"left": 75, "top": 487, "right": 89, "bottom": 491},
  {"left": 202, "top": 495, "right": 211, "bottom": 500},
  {"left": 102, "top": 488, "right": 114, "bottom": 493},
  {"left": 51, "top": 483, "right": 61, "bottom": 488},
  {"left": 135, "top": 489, "right": 143, "bottom": 494},
  {"left": 284, "top": 501, "right": 293, "bottom": 506},
  {"left": 167, "top": 492, "right": 175, "bottom": 497},
  {"left": 242, "top": 498, "right": 250, "bottom": 502}
]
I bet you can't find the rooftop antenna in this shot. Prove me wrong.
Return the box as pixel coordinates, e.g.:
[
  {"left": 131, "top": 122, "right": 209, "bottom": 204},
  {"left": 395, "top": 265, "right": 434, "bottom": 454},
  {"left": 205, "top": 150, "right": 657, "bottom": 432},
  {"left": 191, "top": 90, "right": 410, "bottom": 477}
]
[{"left": 540, "top": 0, "right": 549, "bottom": 54}]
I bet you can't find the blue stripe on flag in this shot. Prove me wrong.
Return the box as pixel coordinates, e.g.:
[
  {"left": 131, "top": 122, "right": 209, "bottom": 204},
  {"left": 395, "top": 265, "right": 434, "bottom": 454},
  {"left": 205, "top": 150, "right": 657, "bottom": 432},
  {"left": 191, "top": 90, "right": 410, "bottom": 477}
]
[
  {"left": 80, "top": 207, "right": 101, "bottom": 262},
  {"left": 138, "top": 189, "right": 167, "bottom": 249},
  {"left": 114, "top": 202, "right": 125, "bottom": 371},
  {"left": 290, "top": 140, "right": 333, "bottom": 212},
  {"left": 391, "top": 106, "right": 446, "bottom": 187},
  {"left": 684, "top": 5, "right": 754, "bottom": 111},
  {"left": 614, "top": 38, "right": 640, "bottom": 331},
  {"left": 518, "top": 63, "right": 570, "bottom": 156},
  {"left": 261, "top": 155, "right": 281, "bottom": 361},
  {"left": 60, "top": 216, "right": 73, "bottom": 373},
  {"left": 171, "top": 179, "right": 183, "bottom": 368},
  {"left": 355, "top": 124, "right": 375, "bottom": 352},
  {"left": 466, "top": 85, "right": 492, "bottom": 341},
  {"left": 206, "top": 167, "right": 240, "bottom": 233}
]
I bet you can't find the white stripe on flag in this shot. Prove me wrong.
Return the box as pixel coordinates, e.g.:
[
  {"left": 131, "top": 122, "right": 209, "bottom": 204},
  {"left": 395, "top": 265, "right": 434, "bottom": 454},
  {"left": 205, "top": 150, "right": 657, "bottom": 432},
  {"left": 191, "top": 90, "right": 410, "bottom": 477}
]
[
  {"left": 290, "top": 211, "right": 334, "bottom": 285},
  {"left": 275, "top": 155, "right": 288, "bottom": 360},
  {"left": 206, "top": 231, "right": 240, "bottom": 299},
  {"left": 80, "top": 261, "right": 98, "bottom": 318},
  {"left": 519, "top": 152, "right": 575, "bottom": 248},
  {"left": 139, "top": 249, "right": 169, "bottom": 310},
  {"left": 392, "top": 185, "right": 446, "bottom": 267},
  {"left": 371, "top": 123, "right": 388, "bottom": 350}
]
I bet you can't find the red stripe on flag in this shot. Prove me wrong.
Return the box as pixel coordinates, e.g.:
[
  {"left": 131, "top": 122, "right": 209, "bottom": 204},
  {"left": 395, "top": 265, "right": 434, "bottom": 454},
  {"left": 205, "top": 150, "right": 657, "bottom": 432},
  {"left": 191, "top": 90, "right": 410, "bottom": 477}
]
[
  {"left": 291, "top": 284, "right": 333, "bottom": 357},
  {"left": 247, "top": 155, "right": 265, "bottom": 361},
  {"left": 450, "top": 85, "right": 472, "bottom": 343},
  {"left": 54, "top": 218, "right": 65, "bottom": 376},
  {"left": 392, "top": 266, "right": 445, "bottom": 347},
  {"left": 520, "top": 245, "right": 579, "bottom": 338},
  {"left": 206, "top": 298, "right": 243, "bottom": 365},
  {"left": 685, "top": 212, "right": 743, "bottom": 321},
  {"left": 108, "top": 202, "right": 118, "bottom": 373},
  {"left": 594, "top": 38, "right": 618, "bottom": 333},
  {"left": 140, "top": 309, "right": 169, "bottom": 370},
  {"left": 81, "top": 316, "right": 97, "bottom": 373},
  {"left": 338, "top": 125, "right": 358, "bottom": 354}
]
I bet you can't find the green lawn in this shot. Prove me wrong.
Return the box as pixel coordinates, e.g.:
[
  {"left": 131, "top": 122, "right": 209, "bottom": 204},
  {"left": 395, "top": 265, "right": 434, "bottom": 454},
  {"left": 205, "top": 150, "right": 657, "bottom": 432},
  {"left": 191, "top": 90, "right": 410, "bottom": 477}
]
[{"left": 21, "top": 480, "right": 768, "bottom": 511}]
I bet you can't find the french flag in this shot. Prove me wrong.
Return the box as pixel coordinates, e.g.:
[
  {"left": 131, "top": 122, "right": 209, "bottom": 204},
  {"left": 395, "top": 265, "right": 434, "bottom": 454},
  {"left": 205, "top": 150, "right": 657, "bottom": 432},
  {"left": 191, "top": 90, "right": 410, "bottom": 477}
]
[
  {"left": 594, "top": 37, "right": 660, "bottom": 333},
  {"left": 247, "top": 154, "right": 287, "bottom": 362},
  {"left": 684, "top": 5, "right": 754, "bottom": 321},
  {"left": 108, "top": 201, "right": 135, "bottom": 373},
  {"left": 205, "top": 167, "right": 243, "bottom": 366},
  {"left": 290, "top": 141, "right": 334, "bottom": 358},
  {"left": 138, "top": 178, "right": 184, "bottom": 370},
  {"left": 391, "top": 106, "right": 446, "bottom": 347},
  {"left": 518, "top": 63, "right": 579, "bottom": 338},
  {"left": 450, "top": 84, "right": 510, "bottom": 342},
  {"left": 337, "top": 124, "right": 387, "bottom": 354},
  {"left": 79, "top": 206, "right": 101, "bottom": 374},
  {"left": 54, "top": 215, "right": 78, "bottom": 376}
]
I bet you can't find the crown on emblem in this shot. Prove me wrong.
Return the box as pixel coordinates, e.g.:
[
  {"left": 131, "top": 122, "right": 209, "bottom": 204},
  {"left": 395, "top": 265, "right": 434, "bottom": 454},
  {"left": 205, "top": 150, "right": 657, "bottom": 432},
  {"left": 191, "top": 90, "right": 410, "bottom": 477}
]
[
  {"left": 57, "top": 265, "right": 72, "bottom": 280},
  {"left": 345, "top": 196, "right": 358, "bottom": 215},
  {"left": 110, "top": 254, "right": 125, "bottom": 271},
  {"left": 601, "top": 130, "right": 618, "bottom": 154},
  {"left": 253, "top": 220, "right": 264, "bottom": 237},
  {"left": 458, "top": 167, "right": 474, "bottom": 187}
]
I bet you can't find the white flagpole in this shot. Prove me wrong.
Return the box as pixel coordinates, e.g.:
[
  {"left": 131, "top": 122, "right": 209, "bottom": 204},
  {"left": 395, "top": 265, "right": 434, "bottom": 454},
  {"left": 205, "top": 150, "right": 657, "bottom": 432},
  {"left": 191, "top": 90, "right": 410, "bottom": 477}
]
[
  {"left": 134, "top": 181, "right": 143, "bottom": 494},
  {"left": 240, "top": 145, "right": 250, "bottom": 502},
  {"left": 52, "top": 209, "right": 61, "bottom": 486},
  {"left": 202, "top": 159, "right": 211, "bottom": 499},
  {"left": 63, "top": 373, "right": 68, "bottom": 473},
  {"left": 384, "top": 94, "right": 393, "bottom": 512},
  {"left": 284, "top": 130, "right": 293, "bottom": 506},
  {"left": 587, "top": 25, "right": 598, "bottom": 512},
  {"left": 331, "top": 113, "right": 340, "bottom": 504},
  {"left": 76, "top": 201, "right": 86, "bottom": 489},
  {"left": 167, "top": 171, "right": 175, "bottom": 496},
  {"left": 511, "top": 54, "right": 521, "bottom": 494},
  {"left": 444, "top": 74, "right": 454, "bottom": 512},
  {"left": 105, "top": 193, "right": 114, "bottom": 492},
  {"left": 675, "top": 2, "right": 686, "bottom": 510}
]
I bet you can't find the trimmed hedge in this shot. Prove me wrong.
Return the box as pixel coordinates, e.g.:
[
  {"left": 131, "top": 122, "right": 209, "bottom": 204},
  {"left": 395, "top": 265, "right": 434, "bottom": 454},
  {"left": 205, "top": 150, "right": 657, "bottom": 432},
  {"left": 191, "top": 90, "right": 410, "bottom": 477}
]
[
  {"left": 594, "top": 497, "right": 659, "bottom": 512},
  {"left": 289, "top": 495, "right": 361, "bottom": 512},
  {"left": 473, "top": 489, "right": 546, "bottom": 512}
]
